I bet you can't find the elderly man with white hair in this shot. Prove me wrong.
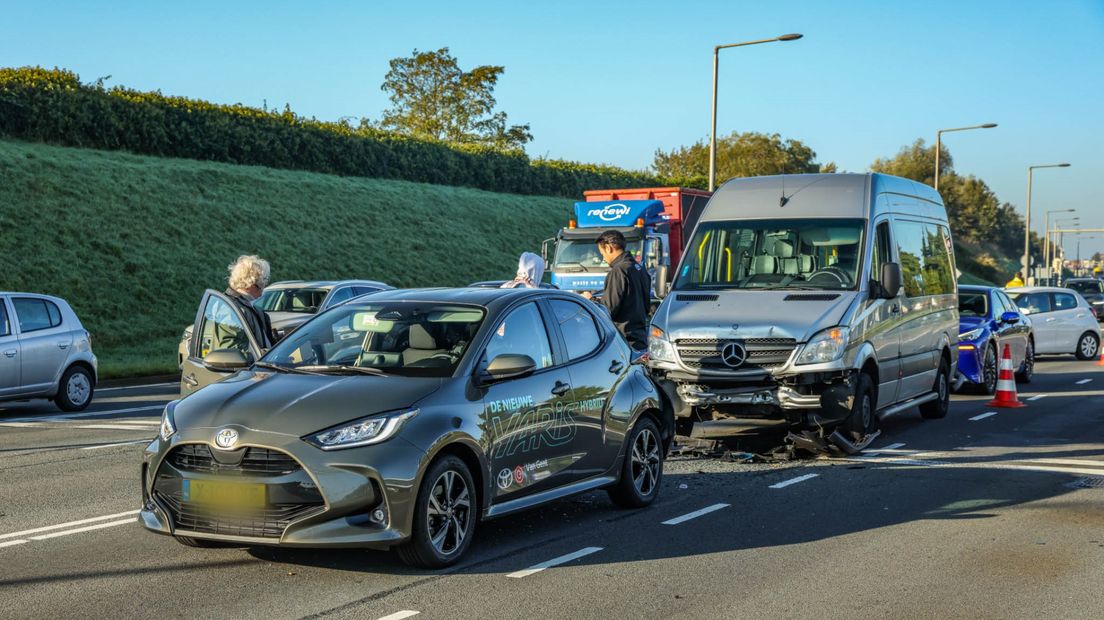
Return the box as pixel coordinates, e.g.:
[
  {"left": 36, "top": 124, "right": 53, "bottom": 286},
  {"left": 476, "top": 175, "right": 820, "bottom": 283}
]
[{"left": 224, "top": 254, "right": 277, "bottom": 349}]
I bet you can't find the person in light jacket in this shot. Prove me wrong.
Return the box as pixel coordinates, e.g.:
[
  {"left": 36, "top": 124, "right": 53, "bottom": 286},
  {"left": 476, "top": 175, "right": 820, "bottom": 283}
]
[{"left": 501, "top": 252, "right": 545, "bottom": 289}]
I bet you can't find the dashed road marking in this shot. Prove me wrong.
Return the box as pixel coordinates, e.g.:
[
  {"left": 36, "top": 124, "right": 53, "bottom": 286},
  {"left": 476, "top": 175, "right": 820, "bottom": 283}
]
[
  {"left": 0, "top": 540, "right": 29, "bottom": 548},
  {"left": 865, "top": 442, "right": 906, "bottom": 455},
  {"left": 377, "top": 612, "right": 420, "bottom": 620},
  {"left": 73, "top": 424, "right": 155, "bottom": 431},
  {"left": 1076, "top": 379, "right": 1093, "bottom": 385},
  {"left": 769, "top": 473, "right": 819, "bottom": 489},
  {"left": 1027, "top": 394, "right": 1046, "bottom": 401},
  {"left": 2, "top": 405, "right": 164, "bottom": 423},
  {"left": 0, "top": 510, "right": 140, "bottom": 541},
  {"left": 661, "top": 503, "right": 730, "bottom": 526},
  {"left": 969, "top": 411, "right": 998, "bottom": 421},
  {"left": 506, "top": 546, "right": 603, "bottom": 578}
]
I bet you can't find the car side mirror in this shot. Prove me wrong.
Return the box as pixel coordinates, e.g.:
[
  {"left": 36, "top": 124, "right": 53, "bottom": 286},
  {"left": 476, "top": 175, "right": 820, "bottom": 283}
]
[
  {"left": 879, "top": 262, "right": 902, "bottom": 299},
  {"left": 203, "top": 348, "right": 250, "bottom": 372},
  {"left": 654, "top": 265, "right": 670, "bottom": 299},
  {"left": 482, "top": 354, "right": 537, "bottom": 383},
  {"left": 1000, "top": 311, "right": 1020, "bottom": 324}
]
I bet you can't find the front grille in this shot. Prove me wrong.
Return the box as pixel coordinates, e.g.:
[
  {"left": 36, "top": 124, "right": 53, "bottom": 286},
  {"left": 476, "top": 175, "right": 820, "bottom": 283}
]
[
  {"left": 169, "top": 444, "right": 301, "bottom": 476},
  {"left": 154, "top": 491, "right": 324, "bottom": 538},
  {"left": 675, "top": 338, "right": 797, "bottom": 372}
]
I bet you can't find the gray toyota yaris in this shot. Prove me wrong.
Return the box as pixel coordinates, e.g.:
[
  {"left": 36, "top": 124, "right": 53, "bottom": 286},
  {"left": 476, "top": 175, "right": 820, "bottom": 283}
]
[{"left": 141, "top": 288, "right": 671, "bottom": 567}]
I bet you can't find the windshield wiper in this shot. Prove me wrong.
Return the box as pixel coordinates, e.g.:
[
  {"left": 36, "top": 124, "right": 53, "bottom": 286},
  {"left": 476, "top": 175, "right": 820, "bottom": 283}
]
[
  {"left": 254, "top": 361, "right": 326, "bottom": 375},
  {"left": 555, "top": 262, "right": 591, "bottom": 272},
  {"left": 296, "top": 364, "right": 390, "bottom": 376}
]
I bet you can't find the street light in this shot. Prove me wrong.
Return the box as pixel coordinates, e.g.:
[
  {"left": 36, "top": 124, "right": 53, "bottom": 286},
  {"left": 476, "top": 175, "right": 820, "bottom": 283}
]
[
  {"left": 934, "top": 123, "right": 997, "bottom": 191},
  {"left": 1051, "top": 217, "right": 1079, "bottom": 283},
  {"left": 1044, "top": 208, "right": 1076, "bottom": 282},
  {"left": 1023, "top": 163, "right": 1071, "bottom": 282},
  {"left": 709, "top": 33, "right": 803, "bottom": 192}
]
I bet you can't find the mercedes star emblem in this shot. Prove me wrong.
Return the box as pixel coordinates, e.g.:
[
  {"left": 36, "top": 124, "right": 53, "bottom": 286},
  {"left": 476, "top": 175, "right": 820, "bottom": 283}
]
[{"left": 721, "top": 342, "right": 748, "bottom": 368}]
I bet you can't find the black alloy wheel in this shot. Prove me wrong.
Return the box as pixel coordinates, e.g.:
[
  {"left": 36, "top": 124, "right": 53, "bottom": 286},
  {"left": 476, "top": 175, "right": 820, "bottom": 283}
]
[
  {"left": 608, "top": 416, "right": 663, "bottom": 508},
  {"left": 396, "top": 455, "right": 476, "bottom": 568}
]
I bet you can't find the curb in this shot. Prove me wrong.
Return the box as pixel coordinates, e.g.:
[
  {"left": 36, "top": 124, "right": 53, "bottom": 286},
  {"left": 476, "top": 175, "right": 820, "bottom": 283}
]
[{"left": 97, "top": 374, "right": 180, "bottom": 389}]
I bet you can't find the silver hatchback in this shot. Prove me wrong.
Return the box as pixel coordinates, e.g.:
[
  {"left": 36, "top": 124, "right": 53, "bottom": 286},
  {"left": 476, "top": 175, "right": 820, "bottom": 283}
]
[{"left": 0, "top": 293, "right": 98, "bottom": 411}]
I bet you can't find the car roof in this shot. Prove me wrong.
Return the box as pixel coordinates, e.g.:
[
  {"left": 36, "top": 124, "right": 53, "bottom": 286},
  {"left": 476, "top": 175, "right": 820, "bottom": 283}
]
[
  {"left": 958, "top": 285, "right": 995, "bottom": 293},
  {"left": 344, "top": 287, "right": 572, "bottom": 311},
  {"left": 1005, "top": 286, "right": 1078, "bottom": 294},
  {"left": 0, "top": 292, "right": 67, "bottom": 303},
  {"left": 1065, "top": 278, "right": 1099, "bottom": 283},
  {"left": 267, "top": 279, "right": 392, "bottom": 291}
]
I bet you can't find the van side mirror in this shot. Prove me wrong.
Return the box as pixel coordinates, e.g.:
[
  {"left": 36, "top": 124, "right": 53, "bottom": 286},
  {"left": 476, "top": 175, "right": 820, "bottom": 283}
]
[
  {"left": 654, "top": 265, "right": 670, "bottom": 299},
  {"left": 203, "top": 348, "right": 250, "bottom": 372},
  {"left": 482, "top": 354, "right": 537, "bottom": 383},
  {"left": 879, "top": 263, "right": 902, "bottom": 299}
]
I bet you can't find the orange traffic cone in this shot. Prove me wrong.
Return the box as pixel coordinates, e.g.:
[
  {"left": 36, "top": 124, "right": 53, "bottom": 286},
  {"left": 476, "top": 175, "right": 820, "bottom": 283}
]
[
  {"left": 1096, "top": 349, "right": 1104, "bottom": 367},
  {"left": 987, "top": 344, "right": 1025, "bottom": 408}
]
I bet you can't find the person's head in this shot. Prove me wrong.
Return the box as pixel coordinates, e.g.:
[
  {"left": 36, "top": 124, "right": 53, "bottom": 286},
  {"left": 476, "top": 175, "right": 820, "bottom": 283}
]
[
  {"left": 227, "top": 255, "right": 271, "bottom": 299},
  {"left": 1015, "top": 271, "right": 1023, "bottom": 279},
  {"left": 595, "top": 230, "right": 627, "bottom": 265},
  {"left": 515, "top": 252, "right": 545, "bottom": 287}
]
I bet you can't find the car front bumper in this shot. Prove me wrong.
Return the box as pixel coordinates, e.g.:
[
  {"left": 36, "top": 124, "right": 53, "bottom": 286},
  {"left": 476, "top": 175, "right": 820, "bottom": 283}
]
[
  {"left": 956, "top": 342, "right": 984, "bottom": 385},
  {"left": 139, "top": 426, "right": 428, "bottom": 549}
]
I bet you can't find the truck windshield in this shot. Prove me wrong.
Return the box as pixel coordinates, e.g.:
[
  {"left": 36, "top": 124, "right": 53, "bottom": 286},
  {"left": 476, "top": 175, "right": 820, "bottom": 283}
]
[
  {"left": 553, "top": 239, "right": 644, "bottom": 271},
  {"left": 675, "top": 219, "right": 865, "bottom": 290}
]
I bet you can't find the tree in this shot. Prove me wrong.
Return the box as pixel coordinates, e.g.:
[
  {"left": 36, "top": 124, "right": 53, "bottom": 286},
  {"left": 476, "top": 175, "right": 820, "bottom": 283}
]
[
  {"left": 378, "top": 47, "right": 532, "bottom": 150},
  {"left": 870, "top": 138, "right": 951, "bottom": 187},
  {"left": 652, "top": 131, "right": 820, "bottom": 188}
]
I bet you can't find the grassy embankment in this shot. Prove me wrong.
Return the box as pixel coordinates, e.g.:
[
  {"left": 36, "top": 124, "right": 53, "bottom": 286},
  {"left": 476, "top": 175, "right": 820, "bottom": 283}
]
[{"left": 0, "top": 139, "right": 571, "bottom": 378}]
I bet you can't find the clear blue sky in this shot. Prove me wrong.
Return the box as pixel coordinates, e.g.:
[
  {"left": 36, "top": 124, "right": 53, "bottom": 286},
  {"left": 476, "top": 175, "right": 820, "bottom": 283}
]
[{"left": 4, "top": 0, "right": 1102, "bottom": 257}]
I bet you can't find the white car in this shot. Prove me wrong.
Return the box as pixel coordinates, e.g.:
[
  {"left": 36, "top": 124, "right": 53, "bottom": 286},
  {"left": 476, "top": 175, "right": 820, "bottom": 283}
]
[{"left": 1007, "top": 286, "right": 1101, "bottom": 360}]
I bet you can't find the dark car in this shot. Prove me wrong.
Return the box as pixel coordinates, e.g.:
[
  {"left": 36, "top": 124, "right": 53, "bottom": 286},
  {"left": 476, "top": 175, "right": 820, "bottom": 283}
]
[
  {"left": 468, "top": 280, "right": 559, "bottom": 289},
  {"left": 142, "top": 288, "right": 671, "bottom": 568},
  {"left": 955, "top": 286, "right": 1034, "bottom": 394},
  {"left": 1064, "top": 278, "right": 1104, "bottom": 320}
]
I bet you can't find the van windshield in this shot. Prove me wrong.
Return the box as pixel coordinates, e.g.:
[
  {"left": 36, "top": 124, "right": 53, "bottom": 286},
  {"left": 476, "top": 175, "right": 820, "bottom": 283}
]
[{"left": 675, "top": 219, "right": 865, "bottom": 290}]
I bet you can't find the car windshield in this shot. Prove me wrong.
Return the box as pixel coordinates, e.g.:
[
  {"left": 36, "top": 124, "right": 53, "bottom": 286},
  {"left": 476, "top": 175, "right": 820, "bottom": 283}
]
[
  {"left": 261, "top": 302, "right": 485, "bottom": 377},
  {"left": 257, "top": 288, "right": 328, "bottom": 313},
  {"left": 675, "top": 219, "right": 865, "bottom": 290},
  {"left": 958, "top": 291, "right": 989, "bottom": 317},
  {"left": 553, "top": 238, "right": 644, "bottom": 271},
  {"left": 1068, "top": 281, "right": 1104, "bottom": 294}
]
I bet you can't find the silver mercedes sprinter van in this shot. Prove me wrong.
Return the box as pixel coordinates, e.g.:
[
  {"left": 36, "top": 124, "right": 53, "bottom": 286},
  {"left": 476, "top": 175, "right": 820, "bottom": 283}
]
[{"left": 648, "top": 173, "right": 958, "bottom": 444}]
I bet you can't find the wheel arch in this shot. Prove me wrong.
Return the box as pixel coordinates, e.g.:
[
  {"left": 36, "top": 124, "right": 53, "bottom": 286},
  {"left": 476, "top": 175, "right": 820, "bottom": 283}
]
[{"left": 420, "top": 435, "right": 488, "bottom": 520}]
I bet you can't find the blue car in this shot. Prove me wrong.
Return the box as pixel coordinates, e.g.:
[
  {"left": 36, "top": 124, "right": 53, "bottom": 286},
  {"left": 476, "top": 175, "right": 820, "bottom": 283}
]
[{"left": 956, "top": 285, "right": 1034, "bottom": 394}]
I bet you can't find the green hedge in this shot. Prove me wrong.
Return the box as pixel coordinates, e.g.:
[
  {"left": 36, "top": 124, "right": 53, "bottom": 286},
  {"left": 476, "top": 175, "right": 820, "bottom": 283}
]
[{"left": 0, "top": 67, "right": 659, "bottom": 197}]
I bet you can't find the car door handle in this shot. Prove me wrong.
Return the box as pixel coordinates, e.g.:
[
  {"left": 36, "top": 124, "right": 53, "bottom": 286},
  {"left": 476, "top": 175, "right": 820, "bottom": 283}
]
[
  {"left": 57, "top": 341, "right": 69, "bottom": 349},
  {"left": 1046, "top": 317, "right": 1055, "bottom": 322},
  {"left": 609, "top": 360, "right": 625, "bottom": 374},
  {"left": 182, "top": 373, "right": 199, "bottom": 387},
  {"left": 2, "top": 349, "right": 15, "bottom": 358},
  {"left": 551, "top": 381, "right": 571, "bottom": 396}
]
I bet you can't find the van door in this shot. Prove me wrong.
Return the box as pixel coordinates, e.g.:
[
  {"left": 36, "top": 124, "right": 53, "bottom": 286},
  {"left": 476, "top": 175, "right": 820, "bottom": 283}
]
[
  {"left": 180, "top": 290, "right": 262, "bottom": 396},
  {"left": 867, "top": 220, "right": 901, "bottom": 408},
  {"left": 892, "top": 218, "right": 939, "bottom": 401},
  {"left": 0, "top": 297, "right": 21, "bottom": 397}
]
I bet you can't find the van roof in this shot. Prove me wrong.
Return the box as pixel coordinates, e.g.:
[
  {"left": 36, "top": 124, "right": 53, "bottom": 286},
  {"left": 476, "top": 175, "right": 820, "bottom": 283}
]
[{"left": 703, "top": 173, "right": 944, "bottom": 222}]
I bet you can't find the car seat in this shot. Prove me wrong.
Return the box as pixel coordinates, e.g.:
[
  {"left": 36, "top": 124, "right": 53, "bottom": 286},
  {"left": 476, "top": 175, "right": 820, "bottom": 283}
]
[
  {"left": 776, "top": 241, "right": 799, "bottom": 276},
  {"left": 402, "top": 324, "right": 446, "bottom": 366}
]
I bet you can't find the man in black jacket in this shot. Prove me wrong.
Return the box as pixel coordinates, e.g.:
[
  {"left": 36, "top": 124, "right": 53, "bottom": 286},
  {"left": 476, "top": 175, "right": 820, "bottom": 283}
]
[{"left": 582, "top": 230, "right": 651, "bottom": 350}]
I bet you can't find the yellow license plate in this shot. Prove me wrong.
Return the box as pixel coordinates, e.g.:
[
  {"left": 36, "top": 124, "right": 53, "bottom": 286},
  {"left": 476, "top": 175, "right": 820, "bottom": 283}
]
[{"left": 182, "top": 479, "right": 266, "bottom": 508}]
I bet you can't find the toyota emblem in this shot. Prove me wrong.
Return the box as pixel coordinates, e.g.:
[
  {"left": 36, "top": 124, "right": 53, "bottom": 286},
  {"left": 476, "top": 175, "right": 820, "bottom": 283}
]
[
  {"left": 721, "top": 342, "right": 748, "bottom": 368},
  {"left": 497, "top": 468, "right": 513, "bottom": 490},
  {"left": 214, "top": 427, "right": 238, "bottom": 449}
]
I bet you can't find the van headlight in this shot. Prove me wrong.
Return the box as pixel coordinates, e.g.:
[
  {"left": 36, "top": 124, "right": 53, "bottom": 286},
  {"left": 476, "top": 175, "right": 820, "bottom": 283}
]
[
  {"left": 159, "top": 400, "right": 178, "bottom": 441},
  {"left": 304, "top": 408, "right": 419, "bottom": 450},
  {"left": 796, "top": 327, "right": 850, "bottom": 365},
  {"left": 648, "top": 326, "right": 676, "bottom": 362}
]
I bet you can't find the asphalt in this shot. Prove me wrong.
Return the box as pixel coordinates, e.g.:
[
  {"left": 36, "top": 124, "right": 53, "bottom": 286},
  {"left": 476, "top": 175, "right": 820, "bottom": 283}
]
[{"left": 1, "top": 360, "right": 1102, "bottom": 620}]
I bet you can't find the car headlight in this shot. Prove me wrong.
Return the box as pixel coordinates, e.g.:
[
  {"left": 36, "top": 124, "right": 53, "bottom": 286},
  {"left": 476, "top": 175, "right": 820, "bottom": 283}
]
[
  {"left": 959, "top": 327, "right": 983, "bottom": 341},
  {"left": 159, "top": 400, "right": 178, "bottom": 441},
  {"left": 648, "top": 326, "right": 676, "bottom": 362},
  {"left": 796, "top": 327, "right": 850, "bottom": 365},
  {"left": 304, "top": 408, "right": 419, "bottom": 450}
]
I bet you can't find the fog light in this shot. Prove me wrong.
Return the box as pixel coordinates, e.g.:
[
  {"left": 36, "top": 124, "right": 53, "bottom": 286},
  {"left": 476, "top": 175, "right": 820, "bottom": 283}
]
[{"left": 371, "top": 508, "right": 386, "bottom": 523}]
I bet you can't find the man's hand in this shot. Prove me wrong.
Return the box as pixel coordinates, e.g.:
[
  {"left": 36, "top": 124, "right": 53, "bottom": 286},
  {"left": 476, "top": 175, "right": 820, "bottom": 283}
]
[{"left": 580, "top": 291, "right": 594, "bottom": 300}]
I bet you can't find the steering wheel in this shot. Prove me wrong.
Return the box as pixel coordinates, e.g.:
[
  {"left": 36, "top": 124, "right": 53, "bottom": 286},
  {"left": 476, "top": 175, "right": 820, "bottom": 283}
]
[{"left": 807, "top": 268, "right": 851, "bottom": 286}]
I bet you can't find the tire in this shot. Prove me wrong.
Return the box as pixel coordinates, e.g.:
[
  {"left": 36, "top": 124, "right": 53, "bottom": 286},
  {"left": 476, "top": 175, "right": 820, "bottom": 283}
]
[
  {"left": 920, "top": 356, "right": 950, "bottom": 420},
  {"left": 174, "top": 536, "right": 239, "bottom": 548},
  {"left": 608, "top": 416, "right": 663, "bottom": 508},
  {"left": 1015, "top": 339, "right": 1034, "bottom": 383},
  {"left": 56, "top": 365, "right": 94, "bottom": 412},
  {"left": 842, "top": 373, "right": 877, "bottom": 440},
  {"left": 395, "top": 455, "right": 476, "bottom": 569},
  {"left": 1075, "top": 332, "right": 1100, "bottom": 361}
]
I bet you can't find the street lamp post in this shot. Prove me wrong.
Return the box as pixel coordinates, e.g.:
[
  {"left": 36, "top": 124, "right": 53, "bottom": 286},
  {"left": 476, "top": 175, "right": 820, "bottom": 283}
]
[
  {"left": 1024, "top": 163, "right": 1071, "bottom": 283},
  {"left": 1052, "top": 218, "right": 1079, "bottom": 284},
  {"left": 1044, "top": 209, "right": 1076, "bottom": 284},
  {"left": 709, "top": 33, "right": 803, "bottom": 192},
  {"left": 934, "top": 123, "right": 997, "bottom": 191}
]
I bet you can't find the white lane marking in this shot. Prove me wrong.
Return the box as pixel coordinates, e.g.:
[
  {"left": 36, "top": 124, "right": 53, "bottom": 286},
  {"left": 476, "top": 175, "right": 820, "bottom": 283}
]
[
  {"left": 28, "top": 518, "right": 135, "bottom": 540},
  {"left": 0, "top": 540, "right": 29, "bottom": 548},
  {"left": 122, "top": 420, "right": 162, "bottom": 426},
  {"left": 506, "top": 546, "right": 603, "bottom": 578},
  {"left": 842, "top": 455, "right": 1104, "bottom": 477},
  {"left": 1028, "top": 458, "right": 1104, "bottom": 468},
  {"left": 1076, "top": 378, "right": 1093, "bottom": 385},
  {"left": 73, "top": 424, "right": 156, "bottom": 431},
  {"left": 0, "top": 510, "right": 140, "bottom": 540},
  {"left": 661, "top": 503, "right": 730, "bottom": 526},
  {"left": 1026, "top": 394, "right": 1046, "bottom": 401},
  {"left": 769, "top": 473, "right": 819, "bottom": 489},
  {"left": 864, "top": 442, "right": 905, "bottom": 455},
  {"left": 81, "top": 439, "right": 152, "bottom": 450},
  {"left": 969, "top": 412, "right": 998, "bottom": 421},
  {"left": 377, "top": 612, "right": 420, "bottom": 620},
  {"left": 2, "top": 405, "right": 164, "bottom": 423},
  {"left": 0, "top": 422, "right": 44, "bottom": 427},
  {"left": 95, "top": 382, "right": 179, "bottom": 392}
]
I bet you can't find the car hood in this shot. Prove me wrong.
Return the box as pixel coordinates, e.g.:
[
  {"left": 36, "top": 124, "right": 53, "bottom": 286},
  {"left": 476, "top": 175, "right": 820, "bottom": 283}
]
[
  {"left": 173, "top": 371, "right": 445, "bottom": 437},
  {"left": 653, "top": 290, "right": 857, "bottom": 342},
  {"left": 958, "top": 316, "right": 986, "bottom": 335}
]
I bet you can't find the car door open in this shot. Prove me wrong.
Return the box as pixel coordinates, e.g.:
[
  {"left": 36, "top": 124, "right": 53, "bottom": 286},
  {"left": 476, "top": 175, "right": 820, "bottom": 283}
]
[{"left": 181, "top": 289, "right": 262, "bottom": 395}]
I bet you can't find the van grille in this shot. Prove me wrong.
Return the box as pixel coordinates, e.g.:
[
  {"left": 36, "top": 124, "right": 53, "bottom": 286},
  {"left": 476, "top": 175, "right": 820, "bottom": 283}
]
[
  {"left": 675, "top": 294, "right": 720, "bottom": 302},
  {"left": 675, "top": 338, "right": 796, "bottom": 372}
]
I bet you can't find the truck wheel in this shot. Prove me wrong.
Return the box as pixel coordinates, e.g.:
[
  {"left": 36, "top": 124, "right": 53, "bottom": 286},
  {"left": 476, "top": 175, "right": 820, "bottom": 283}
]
[
  {"left": 920, "top": 357, "right": 950, "bottom": 419},
  {"left": 842, "top": 374, "right": 877, "bottom": 440},
  {"left": 608, "top": 416, "right": 663, "bottom": 508}
]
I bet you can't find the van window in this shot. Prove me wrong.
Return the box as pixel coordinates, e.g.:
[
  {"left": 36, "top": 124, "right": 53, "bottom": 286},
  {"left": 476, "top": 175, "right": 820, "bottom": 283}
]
[{"left": 893, "top": 220, "right": 954, "bottom": 297}]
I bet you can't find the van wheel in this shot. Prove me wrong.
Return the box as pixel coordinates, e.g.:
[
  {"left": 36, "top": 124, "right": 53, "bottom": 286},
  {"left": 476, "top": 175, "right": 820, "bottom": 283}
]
[
  {"left": 920, "top": 357, "right": 950, "bottom": 419},
  {"left": 1075, "top": 332, "right": 1100, "bottom": 360},
  {"left": 842, "top": 374, "right": 877, "bottom": 440},
  {"left": 1015, "top": 340, "right": 1034, "bottom": 383},
  {"left": 608, "top": 416, "right": 663, "bottom": 508},
  {"left": 395, "top": 455, "right": 476, "bottom": 569},
  {"left": 56, "top": 366, "right": 94, "bottom": 412}
]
